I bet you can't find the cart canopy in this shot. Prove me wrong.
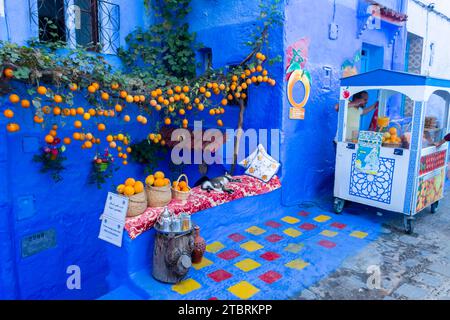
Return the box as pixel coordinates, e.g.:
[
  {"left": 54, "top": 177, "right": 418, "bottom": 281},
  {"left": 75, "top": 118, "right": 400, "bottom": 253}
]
[{"left": 340, "top": 69, "right": 450, "bottom": 102}]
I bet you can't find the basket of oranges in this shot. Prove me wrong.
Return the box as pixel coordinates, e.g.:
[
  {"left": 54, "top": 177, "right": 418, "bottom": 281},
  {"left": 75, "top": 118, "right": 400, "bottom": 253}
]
[
  {"left": 145, "top": 171, "right": 172, "bottom": 207},
  {"left": 117, "top": 178, "right": 147, "bottom": 217},
  {"left": 172, "top": 174, "right": 191, "bottom": 203}
]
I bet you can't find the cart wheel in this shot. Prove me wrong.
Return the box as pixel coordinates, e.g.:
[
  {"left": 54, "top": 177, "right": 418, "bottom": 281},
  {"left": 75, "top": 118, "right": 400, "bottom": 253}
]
[
  {"left": 430, "top": 201, "right": 439, "bottom": 214},
  {"left": 403, "top": 217, "right": 415, "bottom": 234},
  {"left": 333, "top": 198, "right": 345, "bottom": 214}
]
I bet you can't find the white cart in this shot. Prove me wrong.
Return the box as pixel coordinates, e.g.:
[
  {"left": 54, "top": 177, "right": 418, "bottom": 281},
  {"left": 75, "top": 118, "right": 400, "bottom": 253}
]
[{"left": 334, "top": 69, "right": 450, "bottom": 233}]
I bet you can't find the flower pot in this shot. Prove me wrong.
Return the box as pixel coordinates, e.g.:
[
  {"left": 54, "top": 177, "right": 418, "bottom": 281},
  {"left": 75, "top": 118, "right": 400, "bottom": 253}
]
[{"left": 95, "top": 162, "right": 109, "bottom": 172}]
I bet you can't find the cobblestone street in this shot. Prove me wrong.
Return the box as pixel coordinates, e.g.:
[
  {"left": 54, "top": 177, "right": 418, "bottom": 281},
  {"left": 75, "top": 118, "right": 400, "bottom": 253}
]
[{"left": 299, "top": 191, "right": 450, "bottom": 300}]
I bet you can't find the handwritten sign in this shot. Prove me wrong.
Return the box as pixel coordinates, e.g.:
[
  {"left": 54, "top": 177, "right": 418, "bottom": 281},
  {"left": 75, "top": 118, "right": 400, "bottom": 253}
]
[{"left": 98, "top": 192, "right": 128, "bottom": 247}]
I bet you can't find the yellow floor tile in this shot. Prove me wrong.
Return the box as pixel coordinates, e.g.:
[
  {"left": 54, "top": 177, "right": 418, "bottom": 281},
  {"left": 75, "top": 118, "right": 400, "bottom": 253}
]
[
  {"left": 234, "top": 258, "right": 261, "bottom": 272},
  {"left": 285, "top": 259, "right": 309, "bottom": 270},
  {"left": 350, "top": 231, "right": 368, "bottom": 239},
  {"left": 245, "top": 226, "right": 266, "bottom": 235},
  {"left": 284, "top": 243, "right": 304, "bottom": 253},
  {"left": 320, "top": 230, "right": 338, "bottom": 237},
  {"left": 206, "top": 241, "right": 225, "bottom": 253},
  {"left": 240, "top": 240, "right": 264, "bottom": 252},
  {"left": 281, "top": 216, "right": 300, "bottom": 224},
  {"left": 192, "top": 257, "right": 213, "bottom": 270},
  {"left": 313, "top": 215, "right": 332, "bottom": 223},
  {"left": 172, "top": 279, "right": 201, "bottom": 295},
  {"left": 283, "top": 228, "right": 302, "bottom": 238},
  {"left": 228, "top": 281, "right": 260, "bottom": 300}
]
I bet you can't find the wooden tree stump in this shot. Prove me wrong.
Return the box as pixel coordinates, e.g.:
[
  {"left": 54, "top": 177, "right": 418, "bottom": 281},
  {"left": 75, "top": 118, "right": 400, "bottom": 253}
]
[{"left": 152, "top": 229, "right": 195, "bottom": 284}]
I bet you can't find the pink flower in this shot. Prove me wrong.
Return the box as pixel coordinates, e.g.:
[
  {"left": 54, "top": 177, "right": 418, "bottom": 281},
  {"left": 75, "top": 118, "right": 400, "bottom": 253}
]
[{"left": 51, "top": 149, "right": 59, "bottom": 156}]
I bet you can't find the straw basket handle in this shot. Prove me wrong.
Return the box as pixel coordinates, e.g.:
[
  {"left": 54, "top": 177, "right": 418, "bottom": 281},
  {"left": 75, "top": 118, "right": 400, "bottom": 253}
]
[{"left": 176, "top": 174, "right": 189, "bottom": 186}]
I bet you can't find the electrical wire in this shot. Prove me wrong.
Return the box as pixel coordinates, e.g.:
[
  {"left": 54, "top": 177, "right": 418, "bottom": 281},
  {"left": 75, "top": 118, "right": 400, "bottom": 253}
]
[
  {"left": 2, "top": 0, "right": 11, "bottom": 41},
  {"left": 411, "top": 0, "right": 450, "bottom": 22}
]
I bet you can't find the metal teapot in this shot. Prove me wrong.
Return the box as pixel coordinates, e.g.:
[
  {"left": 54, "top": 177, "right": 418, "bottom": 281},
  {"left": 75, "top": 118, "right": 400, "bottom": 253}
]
[{"left": 157, "top": 206, "right": 172, "bottom": 232}]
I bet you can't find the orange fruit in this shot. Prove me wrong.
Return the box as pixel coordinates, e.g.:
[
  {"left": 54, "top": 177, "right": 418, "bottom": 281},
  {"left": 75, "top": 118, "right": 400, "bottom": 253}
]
[
  {"left": 69, "top": 83, "right": 78, "bottom": 91},
  {"left": 116, "top": 184, "right": 125, "bottom": 194},
  {"left": 52, "top": 124, "right": 58, "bottom": 130},
  {"left": 178, "top": 181, "right": 187, "bottom": 189},
  {"left": 87, "top": 85, "right": 96, "bottom": 93},
  {"left": 85, "top": 133, "right": 93, "bottom": 140},
  {"left": 199, "top": 87, "right": 206, "bottom": 94},
  {"left": 164, "top": 118, "right": 171, "bottom": 125},
  {"left": 221, "top": 99, "right": 228, "bottom": 106},
  {"left": 70, "top": 108, "right": 77, "bottom": 116},
  {"left": 133, "top": 96, "right": 140, "bottom": 103},
  {"left": 111, "top": 82, "right": 119, "bottom": 90},
  {"left": 126, "top": 95, "right": 134, "bottom": 103},
  {"left": 74, "top": 120, "right": 82, "bottom": 128},
  {"left": 49, "top": 129, "right": 57, "bottom": 137},
  {"left": 3, "top": 68, "right": 14, "bottom": 78},
  {"left": 76, "top": 107, "right": 84, "bottom": 115},
  {"left": 174, "top": 86, "right": 181, "bottom": 93},
  {"left": 154, "top": 171, "right": 165, "bottom": 179},
  {"left": 120, "top": 90, "right": 128, "bottom": 98},
  {"left": 209, "top": 109, "right": 216, "bottom": 116},
  {"left": 117, "top": 133, "right": 124, "bottom": 141},
  {"left": 63, "top": 137, "right": 71, "bottom": 144},
  {"left": 123, "top": 185, "right": 135, "bottom": 196},
  {"left": 198, "top": 104, "right": 205, "bottom": 111},
  {"left": 42, "top": 106, "right": 51, "bottom": 114},
  {"left": 83, "top": 113, "right": 91, "bottom": 120},
  {"left": 106, "top": 135, "right": 113, "bottom": 142},
  {"left": 52, "top": 107, "right": 61, "bottom": 115},
  {"left": 153, "top": 178, "right": 166, "bottom": 187},
  {"left": 389, "top": 127, "right": 397, "bottom": 135},
  {"left": 88, "top": 108, "right": 96, "bottom": 116},
  {"left": 34, "top": 115, "right": 44, "bottom": 123},
  {"left": 53, "top": 95, "right": 63, "bottom": 103},
  {"left": 3, "top": 109, "right": 14, "bottom": 118},
  {"left": 84, "top": 141, "right": 93, "bottom": 148},
  {"left": 134, "top": 181, "right": 144, "bottom": 193},
  {"left": 115, "top": 104, "right": 123, "bottom": 112},
  {"left": 125, "top": 178, "right": 136, "bottom": 186},
  {"left": 9, "top": 94, "right": 20, "bottom": 104},
  {"left": 123, "top": 160, "right": 128, "bottom": 165},
  {"left": 21, "top": 99, "right": 30, "bottom": 108},
  {"left": 179, "top": 109, "right": 185, "bottom": 115},
  {"left": 123, "top": 115, "right": 130, "bottom": 122},
  {"left": 101, "top": 92, "right": 109, "bottom": 100},
  {"left": 126, "top": 147, "right": 132, "bottom": 153},
  {"left": 183, "top": 86, "right": 189, "bottom": 93},
  {"left": 109, "top": 141, "right": 117, "bottom": 148},
  {"left": 97, "top": 123, "right": 106, "bottom": 131},
  {"left": 37, "top": 86, "right": 47, "bottom": 95},
  {"left": 163, "top": 178, "right": 170, "bottom": 186},
  {"left": 6, "top": 123, "right": 20, "bottom": 132},
  {"left": 139, "top": 95, "right": 145, "bottom": 102},
  {"left": 45, "top": 135, "right": 54, "bottom": 144},
  {"left": 181, "top": 186, "right": 190, "bottom": 192},
  {"left": 205, "top": 91, "right": 211, "bottom": 98},
  {"left": 217, "top": 119, "right": 223, "bottom": 127}
]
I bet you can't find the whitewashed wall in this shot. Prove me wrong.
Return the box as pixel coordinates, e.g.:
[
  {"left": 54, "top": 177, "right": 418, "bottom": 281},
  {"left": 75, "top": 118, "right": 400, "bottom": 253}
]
[{"left": 407, "top": 0, "right": 450, "bottom": 78}]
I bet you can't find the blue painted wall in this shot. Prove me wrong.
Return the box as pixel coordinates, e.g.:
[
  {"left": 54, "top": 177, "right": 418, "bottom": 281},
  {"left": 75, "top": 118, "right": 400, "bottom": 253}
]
[
  {"left": 0, "top": 0, "right": 408, "bottom": 299},
  {"left": 280, "top": 0, "right": 407, "bottom": 206}
]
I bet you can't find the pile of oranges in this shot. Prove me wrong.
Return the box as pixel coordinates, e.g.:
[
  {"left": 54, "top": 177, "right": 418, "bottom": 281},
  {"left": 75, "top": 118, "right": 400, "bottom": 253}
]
[
  {"left": 382, "top": 127, "right": 402, "bottom": 144},
  {"left": 145, "top": 171, "right": 170, "bottom": 188},
  {"left": 172, "top": 179, "right": 190, "bottom": 192},
  {"left": 116, "top": 178, "right": 144, "bottom": 197}
]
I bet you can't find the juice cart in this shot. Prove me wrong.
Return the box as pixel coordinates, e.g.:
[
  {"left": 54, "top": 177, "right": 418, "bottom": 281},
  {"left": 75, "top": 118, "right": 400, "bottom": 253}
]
[{"left": 334, "top": 69, "right": 450, "bottom": 233}]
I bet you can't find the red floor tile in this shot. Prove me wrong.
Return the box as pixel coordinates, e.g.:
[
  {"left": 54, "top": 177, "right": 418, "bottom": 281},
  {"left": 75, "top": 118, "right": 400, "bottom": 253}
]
[
  {"left": 260, "top": 251, "right": 281, "bottom": 261},
  {"left": 330, "top": 222, "right": 347, "bottom": 229},
  {"left": 209, "top": 297, "right": 218, "bottom": 300},
  {"left": 318, "top": 240, "right": 336, "bottom": 248},
  {"left": 265, "top": 220, "right": 282, "bottom": 228},
  {"left": 259, "top": 271, "right": 282, "bottom": 284},
  {"left": 265, "top": 234, "right": 283, "bottom": 243},
  {"left": 208, "top": 269, "right": 233, "bottom": 282},
  {"left": 228, "top": 233, "right": 246, "bottom": 242},
  {"left": 217, "top": 249, "right": 240, "bottom": 260},
  {"left": 298, "top": 210, "right": 310, "bottom": 217},
  {"left": 299, "top": 223, "right": 317, "bottom": 230}
]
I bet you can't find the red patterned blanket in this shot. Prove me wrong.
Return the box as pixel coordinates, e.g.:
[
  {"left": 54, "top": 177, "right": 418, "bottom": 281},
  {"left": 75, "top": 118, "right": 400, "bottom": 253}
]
[{"left": 125, "top": 175, "right": 281, "bottom": 239}]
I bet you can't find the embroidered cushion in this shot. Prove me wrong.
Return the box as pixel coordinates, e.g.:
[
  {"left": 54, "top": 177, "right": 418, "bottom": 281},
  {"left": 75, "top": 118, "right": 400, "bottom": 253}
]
[{"left": 245, "top": 145, "right": 280, "bottom": 182}]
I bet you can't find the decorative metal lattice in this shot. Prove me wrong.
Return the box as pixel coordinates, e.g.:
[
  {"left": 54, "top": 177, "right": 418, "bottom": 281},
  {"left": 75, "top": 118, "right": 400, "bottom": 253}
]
[
  {"left": 349, "top": 154, "right": 395, "bottom": 204},
  {"left": 28, "top": 0, "right": 119, "bottom": 54}
]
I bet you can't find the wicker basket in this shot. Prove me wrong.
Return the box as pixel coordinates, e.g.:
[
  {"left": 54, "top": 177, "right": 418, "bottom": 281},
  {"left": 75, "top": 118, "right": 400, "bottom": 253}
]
[
  {"left": 126, "top": 191, "right": 148, "bottom": 217},
  {"left": 172, "top": 174, "right": 191, "bottom": 203},
  {"left": 146, "top": 184, "right": 172, "bottom": 208}
]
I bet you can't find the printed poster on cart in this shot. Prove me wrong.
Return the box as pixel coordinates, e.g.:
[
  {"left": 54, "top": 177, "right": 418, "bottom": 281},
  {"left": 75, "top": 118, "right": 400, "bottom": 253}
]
[{"left": 355, "top": 131, "right": 383, "bottom": 175}]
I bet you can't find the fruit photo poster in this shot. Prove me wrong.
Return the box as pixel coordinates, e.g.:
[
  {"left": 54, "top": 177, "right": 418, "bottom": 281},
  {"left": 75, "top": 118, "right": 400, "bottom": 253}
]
[{"left": 355, "top": 131, "right": 383, "bottom": 175}]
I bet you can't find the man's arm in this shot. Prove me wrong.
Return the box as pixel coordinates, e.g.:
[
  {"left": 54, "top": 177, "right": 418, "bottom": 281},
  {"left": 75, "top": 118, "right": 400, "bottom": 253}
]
[
  {"left": 434, "top": 133, "right": 450, "bottom": 148},
  {"left": 362, "top": 101, "right": 379, "bottom": 115}
]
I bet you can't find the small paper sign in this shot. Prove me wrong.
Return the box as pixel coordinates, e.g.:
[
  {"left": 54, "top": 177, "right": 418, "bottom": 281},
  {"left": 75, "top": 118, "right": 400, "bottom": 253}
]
[
  {"left": 98, "top": 192, "right": 128, "bottom": 247},
  {"left": 289, "top": 107, "right": 305, "bottom": 120}
]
